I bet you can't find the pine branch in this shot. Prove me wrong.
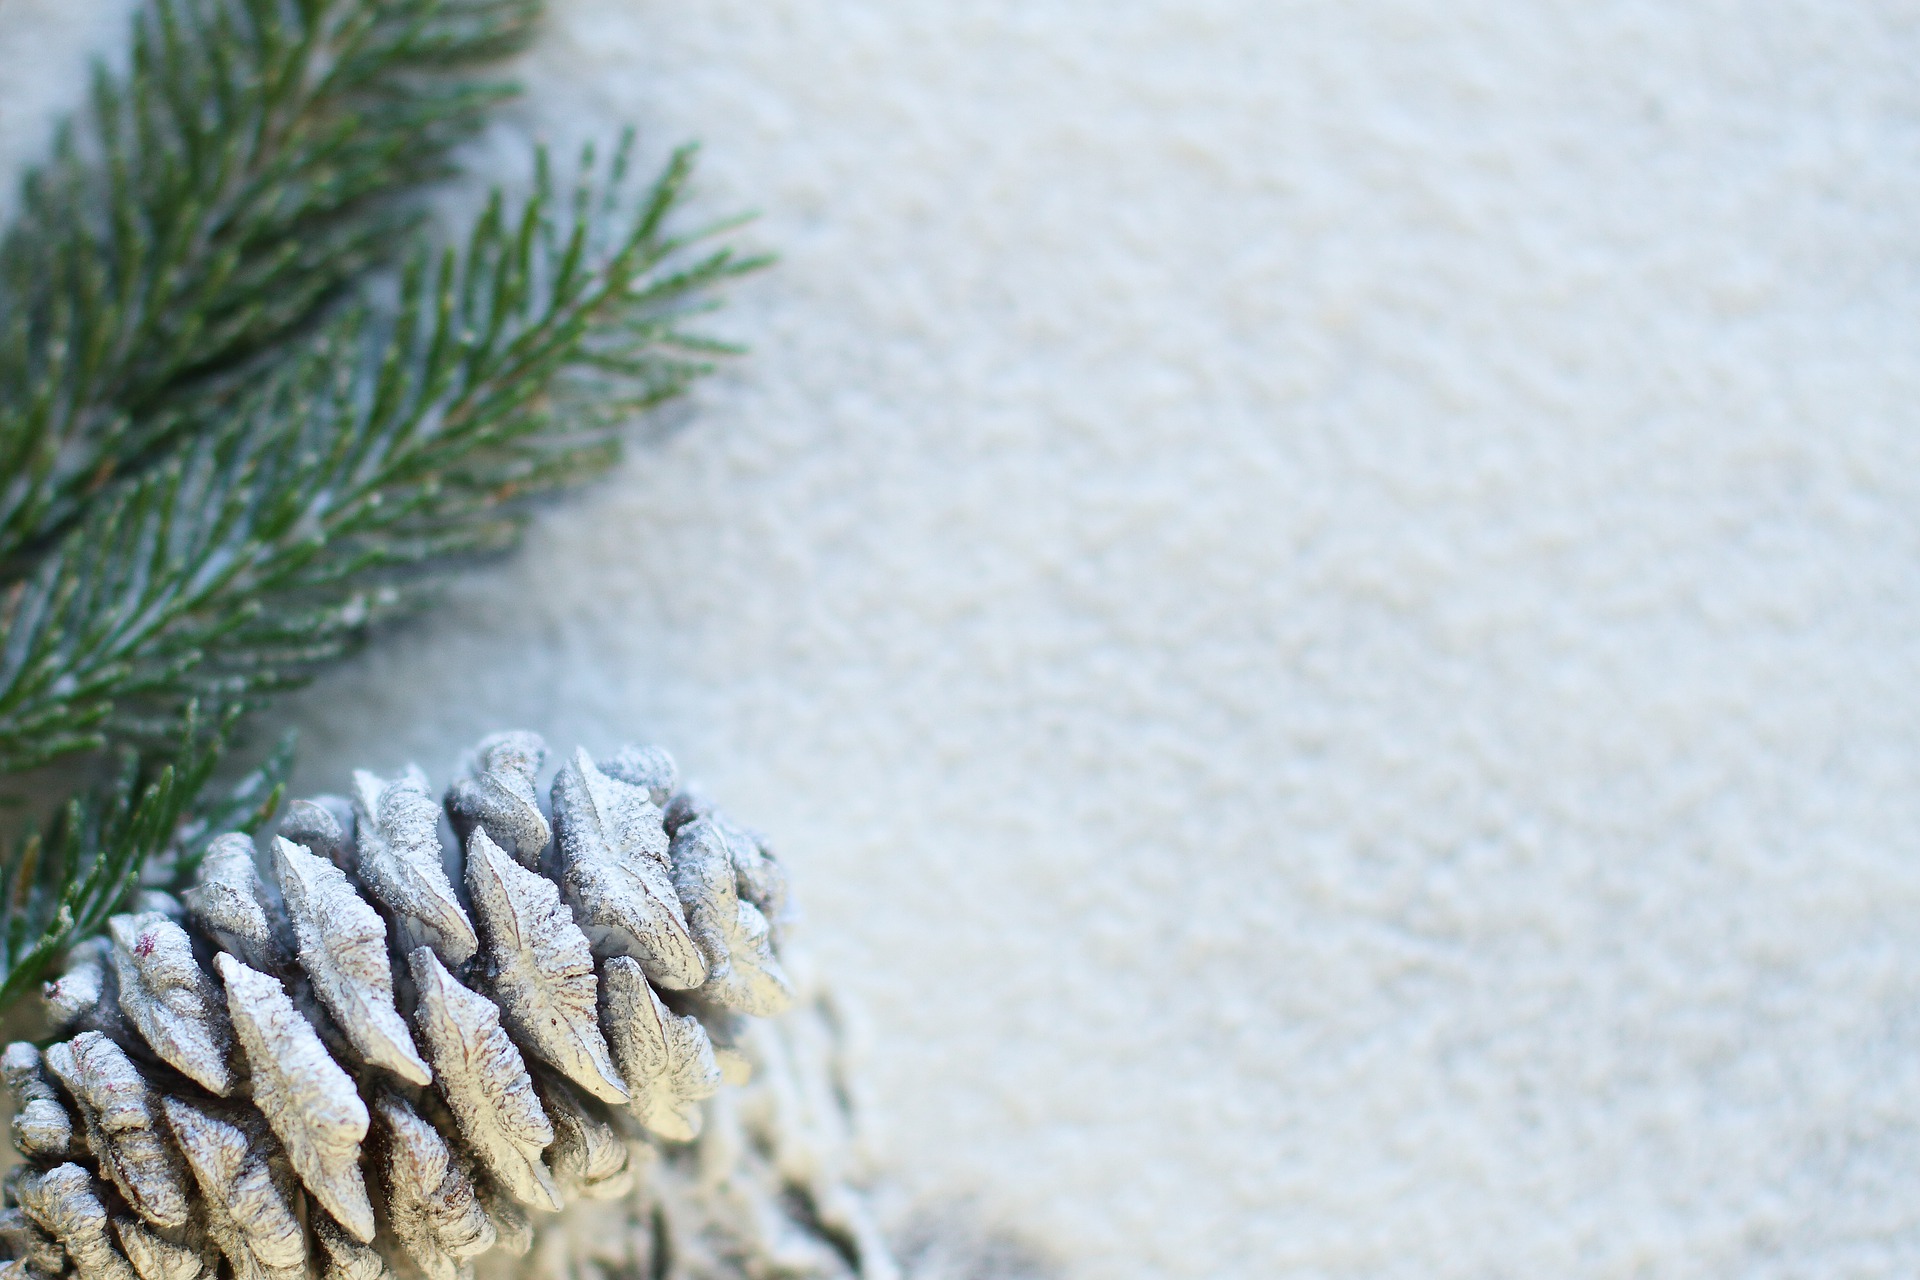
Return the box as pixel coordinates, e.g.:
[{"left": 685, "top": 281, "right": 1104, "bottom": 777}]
[
  {"left": 0, "top": 141, "right": 763, "bottom": 776},
  {"left": 0, "top": 0, "right": 540, "bottom": 577},
  {"left": 0, "top": 704, "right": 291, "bottom": 1009}
]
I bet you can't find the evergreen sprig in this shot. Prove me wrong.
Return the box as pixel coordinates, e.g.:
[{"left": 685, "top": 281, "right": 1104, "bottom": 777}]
[
  {"left": 0, "top": 142, "right": 757, "bottom": 774},
  {"left": 0, "top": 0, "right": 537, "bottom": 575},
  {"left": 0, "top": 706, "right": 291, "bottom": 1011},
  {"left": 0, "top": 0, "right": 761, "bottom": 1007}
]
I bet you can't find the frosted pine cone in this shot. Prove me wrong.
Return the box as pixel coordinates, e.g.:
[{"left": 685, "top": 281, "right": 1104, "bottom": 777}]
[{"left": 0, "top": 733, "right": 902, "bottom": 1280}]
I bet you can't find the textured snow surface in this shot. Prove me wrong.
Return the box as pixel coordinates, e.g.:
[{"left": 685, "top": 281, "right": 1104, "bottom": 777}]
[{"left": 11, "top": 1, "right": 1920, "bottom": 1275}]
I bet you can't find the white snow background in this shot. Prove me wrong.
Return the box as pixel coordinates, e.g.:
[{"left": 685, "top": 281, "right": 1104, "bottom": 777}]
[{"left": 8, "top": 1, "right": 1920, "bottom": 1276}]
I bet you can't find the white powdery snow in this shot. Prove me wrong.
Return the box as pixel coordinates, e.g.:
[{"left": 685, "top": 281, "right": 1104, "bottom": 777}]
[{"left": 10, "top": 2, "right": 1920, "bottom": 1276}]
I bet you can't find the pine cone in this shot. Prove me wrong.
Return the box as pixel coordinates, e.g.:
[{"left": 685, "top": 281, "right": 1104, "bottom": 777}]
[{"left": 0, "top": 734, "right": 901, "bottom": 1280}]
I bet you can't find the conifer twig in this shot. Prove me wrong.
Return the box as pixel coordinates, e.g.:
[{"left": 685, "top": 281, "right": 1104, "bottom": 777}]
[
  {"left": 0, "top": 0, "right": 539, "bottom": 576},
  {"left": 0, "top": 704, "right": 291, "bottom": 1009},
  {"left": 0, "top": 141, "right": 759, "bottom": 777}
]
